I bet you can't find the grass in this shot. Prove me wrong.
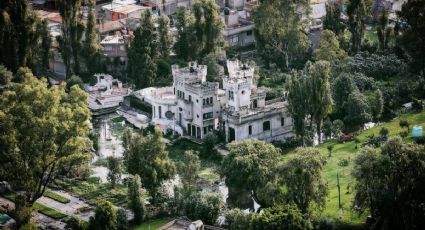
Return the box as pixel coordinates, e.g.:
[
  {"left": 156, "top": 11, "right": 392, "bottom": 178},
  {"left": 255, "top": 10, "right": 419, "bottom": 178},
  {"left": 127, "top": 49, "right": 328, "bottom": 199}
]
[
  {"left": 132, "top": 217, "right": 172, "bottom": 230},
  {"left": 52, "top": 178, "right": 131, "bottom": 207},
  {"left": 43, "top": 190, "right": 70, "bottom": 204},
  {"left": 0, "top": 192, "right": 67, "bottom": 220},
  {"left": 198, "top": 168, "right": 220, "bottom": 182},
  {"left": 283, "top": 112, "right": 425, "bottom": 227}
]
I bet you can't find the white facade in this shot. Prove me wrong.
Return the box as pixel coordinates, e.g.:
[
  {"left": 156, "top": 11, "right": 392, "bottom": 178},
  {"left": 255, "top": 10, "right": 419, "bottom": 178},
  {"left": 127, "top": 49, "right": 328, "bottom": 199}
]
[{"left": 133, "top": 60, "right": 294, "bottom": 143}]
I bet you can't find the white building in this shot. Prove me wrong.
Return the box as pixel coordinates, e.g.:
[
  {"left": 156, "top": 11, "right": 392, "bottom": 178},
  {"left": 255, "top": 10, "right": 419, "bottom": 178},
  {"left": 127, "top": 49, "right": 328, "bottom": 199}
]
[{"left": 133, "top": 60, "right": 294, "bottom": 143}]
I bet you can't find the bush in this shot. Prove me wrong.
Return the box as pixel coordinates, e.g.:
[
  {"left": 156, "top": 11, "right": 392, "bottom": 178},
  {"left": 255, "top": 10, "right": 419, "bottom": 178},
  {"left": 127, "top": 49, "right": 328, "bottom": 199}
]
[
  {"left": 116, "top": 208, "right": 128, "bottom": 230},
  {"left": 412, "top": 98, "right": 423, "bottom": 112},
  {"left": 338, "top": 158, "right": 350, "bottom": 167},
  {"left": 65, "top": 216, "right": 88, "bottom": 230}
]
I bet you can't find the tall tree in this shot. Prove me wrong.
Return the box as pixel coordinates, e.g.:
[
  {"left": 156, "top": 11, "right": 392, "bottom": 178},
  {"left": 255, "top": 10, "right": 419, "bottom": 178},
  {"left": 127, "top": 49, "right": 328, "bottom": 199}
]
[
  {"left": 127, "top": 175, "right": 145, "bottom": 224},
  {"left": 353, "top": 138, "right": 425, "bottom": 229},
  {"left": 89, "top": 201, "right": 117, "bottom": 230},
  {"left": 331, "top": 72, "right": 358, "bottom": 117},
  {"left": 0, "top": 65, "right": 13, "bottom": 86},
  {"left": 253, "top": 0, "right": 310, "bottom": 69},
  {"left": 305, "top": 61, "right": 332, "bottom": 143},
  {"left": 173, "top": 7, "right": 196, "bottom": 61},
  {"left": 313, "top": 30, "right": 347, "bottom": 62},
  {"left": 107, "top": 156, "right": 122, "bottom": 189},
  {"left": 376, "top": 8, "right": 393, "bottom": 51},
  {"left": 192, "top": 0, "right": 224, "bottom": 57},
  {"left": 57, "top": 0, "right": 84, "bottom": 77},
  {"left": 287, "top": 70, "right": 309, "bottom": 145},
  {"left": 0, "top": 0, "right": 41, "bottom": 72},
  {"left": 127, "top": 10, "right": 158, "bottom": 89},
  {"left": 82, "top": 0, "right": 102, "bottom": 81},
  {"left": 397, "top": 0, "right": 425, "bottom": 73},
  {"left": 347, "top": 0, "right": 367, "bottom": 53},
  {"left": 281, "top": 147, "right": 328, "bottom": 214},
  {"left": 323, "top": 1, "right": 346, "bottom": 35},
  {"left": 157, "top": 15, "right": 173, "bottom": 59},
  {"left": 344, "top": 90, "right": 372, "bottom": 130},
  {"left": 178, "top": 150, "right": 201, "bottom": 190},
  {"left": 0, "top": 74, "right": 90, "bottom": 226},
  {"left": 369, "top": 89, "right": 384, "bottom": 122},
  {"left": 221, "top": 140, "right": 281, "bottom": 207},
  {"left": 123, "top": 127, "right": 175, "bottom": 202}
]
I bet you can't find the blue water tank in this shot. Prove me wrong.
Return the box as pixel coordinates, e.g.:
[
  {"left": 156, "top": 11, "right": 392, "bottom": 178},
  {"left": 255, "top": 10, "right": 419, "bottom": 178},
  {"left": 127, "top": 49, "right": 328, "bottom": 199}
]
[{"left": 412, "top": 126, "right": 423, "bottom": 138}]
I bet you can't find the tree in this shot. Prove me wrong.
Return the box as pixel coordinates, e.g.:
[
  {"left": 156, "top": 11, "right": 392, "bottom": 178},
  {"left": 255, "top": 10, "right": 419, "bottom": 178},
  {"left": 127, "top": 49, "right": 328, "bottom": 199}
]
[
  {"left": 376, "top": 8, "right": 393, "bottom": 51},
  {"left": 0, "top": 74, "right": 90, "bottom": 226},
  {"left": 281, "top": 147, "right": 328, "bottom": 214},
  {"left": 331, "top": 72, "right": 358, "bottom": 117},
  {"left": 224, "top": 209, "right": 254, "bottom": 230},
  {"left": 116, "top": 208, "right": 128, "bottom": 230},
  {"left": 202, "top": 133, "right": 218, "bottom": 157},
  {"left": 127, "top": 10, "right": 157, "bottom": 89},
  {"left": 107, "top": 156, "right": 122, "bottom": 189},
  {"left": 252, "top": 204, "right": 312, "bottom": 230},
  {"left": 347, "top": 0, "right": 367, "bottom": 53},
  {"left": 82, "top": 0, "right": 102, "bottom": 81},
  {"left": 369, "top": 89, "right": 383, "bottom": 121},
  {"left": 344, "top": 90, "right": 372, "bottom": 130},
  {"left": 157, "top": 15, "right": 173, "bottom": 59},
  {"left": 192, "top": 0, "right": 224, "bottom": 57},
  {"left": 65, "top": 216, "right": 88, "bottom": 230},
  {"left": 57, "top": 0, "right": 84, "bottom": 77},
  {"left": 123, "top": 127, "right": 175, "bottom": 202},
  {"left": 0, "top": 65, "right": 13, "bottom": 86},
  {"left": 353, "top": 138, "right": 425, "bottom": 229},
  {"left": 313, "top": 30, "right": 347, "bottom": 62},
  {"left": 0, "top": 0, "right": 41, "bottom": 72},
  {"left": 323, "top": 1, "right": 346, "bottom": 35},
  {"left": 322, "top": 119, "right": 333, "bottom": 140},
  {"left": 30, "top": 19, "right": 51, "bottom": 76},
  {"left": 399, "top": 120, "right": 410, "bottom": 132},
  {"left": 253, "top": 0, "right": 310, "bottom": 69},
  {"left": 127, "top": 175, "right": 145, "bottom": 224},
  {"left": 173, "top": 7, "right": 196, "bottom": 61},
  {"left": 332, "top": 119, "right": 345, "bottom": 137},
  {"left": 66, "top": 75, "right": 84, "bottom": 90},
  {"left": 287, "top": 70, "right": 309, "bottom": 145},
  {"left": 178, "top": 150, "right": 201, "bottom": 190},
  {"left": 221, "top": 140, "right": 281, "bottom": 207},
  {"left": 204, "top": 53, "right": 220, "bottom": 82},
  {"left": 397, "top": 0, "right": 425, "bottom": 73},
  {"left": 89, "top": 201, "right": 117, "bottom": 230},
  {"left": 305, "top": 61, "right": 332, "bottom": 143}
]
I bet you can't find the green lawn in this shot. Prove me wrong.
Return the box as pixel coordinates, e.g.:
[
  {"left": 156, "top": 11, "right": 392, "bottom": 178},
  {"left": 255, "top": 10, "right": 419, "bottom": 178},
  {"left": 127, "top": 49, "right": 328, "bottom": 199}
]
[
  {"left": 44, "top": 190, "right": 70, "bottom": 204},
  {"left": 283, "top": 112, "right": 425, "bottom": 227},
  {"left": 132, "top": 217, "right": 172, "bottom": 230}
]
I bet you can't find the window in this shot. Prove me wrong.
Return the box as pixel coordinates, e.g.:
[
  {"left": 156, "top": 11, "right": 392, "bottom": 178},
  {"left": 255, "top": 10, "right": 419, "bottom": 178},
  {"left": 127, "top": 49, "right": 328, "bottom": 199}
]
[
  {"left": 253, "top": 99, "right": 257, "bottom": 108},
  {"left": 119, "top": 45, "right": 125, "bottom": 51},
  {"left": 230, "top": 35, "right": 239, "bottom": 44},
  {"left": 159, "top": 106, "right": 162, "bottom": 118},
  {"left": 263, "top": 121, "right": 270, "bottom": 131},
  {"left": 281, "top": 117, "right": 285, "bottom": 126},
  {"left": 204, "top": 127, "right": 207, "bottom": 134},
  {"left": 203, "top": 112, "right": 213, "bottom": 120},
  {"left": 189, "top": 95, "right": 192, "bottom": 102},
  {"left": 248, "top": 125, "right": 252, "bottom": 135},
  {"left": 246, "top": 30, "right": 253, "bottom": 36},
  {"left": 229, "top": 91, "right": 234, "bottom": 101},
  {"left": 104, "top": 45, "right": 113, "bottom": 51}
]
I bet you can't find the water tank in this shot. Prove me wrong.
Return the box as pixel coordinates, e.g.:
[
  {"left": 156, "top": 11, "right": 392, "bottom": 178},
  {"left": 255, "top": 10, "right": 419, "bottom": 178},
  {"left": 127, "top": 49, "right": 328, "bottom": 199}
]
[{"left": 412, "top": 125, "right": 423, "bottom": 138}]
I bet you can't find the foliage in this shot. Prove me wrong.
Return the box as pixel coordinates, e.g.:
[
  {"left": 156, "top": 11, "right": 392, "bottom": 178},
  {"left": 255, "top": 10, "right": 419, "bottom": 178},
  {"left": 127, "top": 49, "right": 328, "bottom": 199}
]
[
  {"left": 322, "top": 119, "right": 333, "bottom": 140},
  {"left": 252, "top": 204, "right": 312, "bottom": 230},
  {"left": 116, "top": 208, "right": 128, "bottom": 230},
  {"left": 351, "top": 73, "right": 375, "bottom": 91},
  {"left": 127, "top": 175, "right": 146, "bottom": 224},
  {"left": 323, "top": 2, "right": 346, "bottom": 35},
  {"left": 399, "top": 119, "right": 410, "bottom": 131},
  {"left": 344, "top": 90, "right": 372, "bottom": 130},
  {"left": 127, "top": 10, "right": 158, "bottom": 89},
  {"left": 287, "top": 70, "right": 309, "bottom": 145},
  {"left": 57, "top": 0, "right": 84, "bottom": 77},
  {"left": 107, "top": 156, "right": 122, "bottom": 188},
  {"left": 66, "top": 75, "right": 84, "bottom": 90},
  {"left": 353, "top": 138, "right": 425, "bottom": 229},
  {"left": 369, "top": 89, "right": 384, "bottom": 121},
  {"left": 313, "top": 30, "right": 347, "bottom": 62},
  {"left": 173, "top": 188, "right": 222, "bottom": 225},
  {"left": 224, "top": 209, "right": 254, "bottom": 230},
  {"left": 65, "top": 216, "right": 88, "bottom": 230},
  {"left": 0, "top": 65, "right": 13, "bottom": 85},
  {"left": 412, "top": 98, "right": 423, "bottom": 112},
  {"left": 202, "top": 133, "right": 218, "bottom": 157},
  {"left": 89, "top": 201, "right": 117, "bottom": 230},
  {"left": 0, "top": 74, "right": 90, "bottom": 224},
  {"left": 376, "top": 8, "right": 393, "bottom": 51},
  {"left": 173, "top": 7, "right": 197, "bottom": 61},
  {"left": 123, "top": 127, "right": 175, "bottom": 202},
  {"left": 221, "top": 140, "right": 281, "bottom": 207},
  {"left": 156, "top": 15, "right": 172, "bottom": 59},
  {"left": 332, "top": 72, "right": 358, "bottom": 117},
  {"left": 253, "top": 0, "right": 310, "bottom": 69},
  {"left": 397, "top": 0, "right": 425, "bottom": 73},
  {"left": 178, "top": 150, "right": 201, "bottom": 190},
  {"left": 331, "top": 119, "right": 345, "bottom": 139},
  {"left": 281, "top": 147, "right": 328, "bottom": 214},
  {"left": 347, "top": 0, "right": 367, "bottom": 53}
]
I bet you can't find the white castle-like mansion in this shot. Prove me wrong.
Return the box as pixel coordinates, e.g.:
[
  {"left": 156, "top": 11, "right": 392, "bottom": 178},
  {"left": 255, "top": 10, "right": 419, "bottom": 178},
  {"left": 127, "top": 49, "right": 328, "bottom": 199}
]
[{"left": 134, "top": 60, "right": 294, "bottom": 143}]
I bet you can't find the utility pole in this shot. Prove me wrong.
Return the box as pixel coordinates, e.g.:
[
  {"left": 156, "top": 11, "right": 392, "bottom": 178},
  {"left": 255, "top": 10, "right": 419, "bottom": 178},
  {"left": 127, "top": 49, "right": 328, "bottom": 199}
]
[{"left": 337, "top": 172, "right": 343, "bottom": 218}]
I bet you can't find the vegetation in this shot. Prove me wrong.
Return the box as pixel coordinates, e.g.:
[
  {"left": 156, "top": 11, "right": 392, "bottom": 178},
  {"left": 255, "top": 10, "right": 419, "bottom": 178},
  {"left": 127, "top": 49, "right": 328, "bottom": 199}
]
[
  {"left": 89, "top": 200, "right": 117, "bottom": 230},
  {"left": 43, "top": 191, "right": 70, "bottom": 204},
  {"left": 127, "top": 175, "right": 146, "bottom": 224}
]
